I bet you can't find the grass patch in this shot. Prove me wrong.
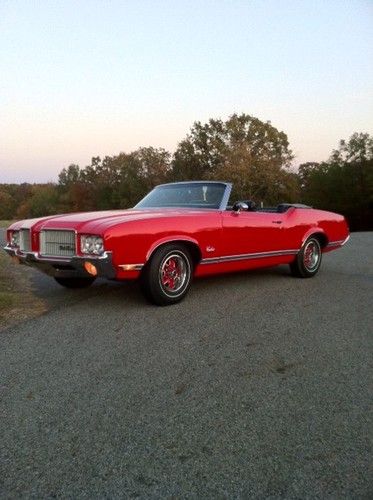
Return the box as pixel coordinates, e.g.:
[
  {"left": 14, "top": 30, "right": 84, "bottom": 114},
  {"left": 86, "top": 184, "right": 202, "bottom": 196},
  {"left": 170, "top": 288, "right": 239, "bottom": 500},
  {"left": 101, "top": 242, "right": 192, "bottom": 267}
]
[
  {"left": 0, "top": 290, "right": 15, "bottom": 309},
  {"left": 0, "top": 220, "right": 14, "bottom": 229},
  {"left": 0, "top": 250, "right": 46, "bottom": 331},
  {"left": 0, "top": 252, "right": 16, "bottom": 326}
]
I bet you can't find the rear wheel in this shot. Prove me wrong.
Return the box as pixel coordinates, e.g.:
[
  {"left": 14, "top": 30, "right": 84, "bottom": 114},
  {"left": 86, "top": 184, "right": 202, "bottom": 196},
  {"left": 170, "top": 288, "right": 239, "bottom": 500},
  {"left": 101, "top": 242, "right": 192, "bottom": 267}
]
[
  {"left": 290, "top": 236, "right": 322, "bottom": 278},
  {"left": 54, "top": 277, "right": 96, "bottom": 288},
  {"left": 141, "top": 244, "right": 193, "bottom": 305}
]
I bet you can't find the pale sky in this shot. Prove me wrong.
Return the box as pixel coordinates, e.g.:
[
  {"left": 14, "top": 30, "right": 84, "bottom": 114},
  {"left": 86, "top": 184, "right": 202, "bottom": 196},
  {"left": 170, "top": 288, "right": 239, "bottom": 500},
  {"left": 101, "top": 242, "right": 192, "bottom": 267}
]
[{"left": 1, "top": 0, "right": 373, "bottom": 183}]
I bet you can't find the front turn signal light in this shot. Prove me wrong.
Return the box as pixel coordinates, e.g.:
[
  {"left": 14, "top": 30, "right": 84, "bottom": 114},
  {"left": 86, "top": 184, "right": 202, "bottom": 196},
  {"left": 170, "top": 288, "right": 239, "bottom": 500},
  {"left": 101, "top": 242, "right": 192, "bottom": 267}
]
[{"left": 84, "top": 261, "right": 98, "bottom": 276}]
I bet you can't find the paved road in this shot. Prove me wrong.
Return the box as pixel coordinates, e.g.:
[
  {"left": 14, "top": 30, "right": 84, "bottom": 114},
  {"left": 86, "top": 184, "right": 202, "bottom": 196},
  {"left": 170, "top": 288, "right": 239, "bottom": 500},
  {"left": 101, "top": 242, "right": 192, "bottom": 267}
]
[{"left": 0, "top": 232, "right": 372, "bottom": 498}]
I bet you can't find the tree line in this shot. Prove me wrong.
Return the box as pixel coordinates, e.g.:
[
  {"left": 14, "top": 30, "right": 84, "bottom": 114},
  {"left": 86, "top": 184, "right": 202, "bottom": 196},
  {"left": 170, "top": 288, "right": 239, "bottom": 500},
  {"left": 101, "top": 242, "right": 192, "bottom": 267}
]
[{"left": 1, "top": 114, "right": 372, "bottom": 231}]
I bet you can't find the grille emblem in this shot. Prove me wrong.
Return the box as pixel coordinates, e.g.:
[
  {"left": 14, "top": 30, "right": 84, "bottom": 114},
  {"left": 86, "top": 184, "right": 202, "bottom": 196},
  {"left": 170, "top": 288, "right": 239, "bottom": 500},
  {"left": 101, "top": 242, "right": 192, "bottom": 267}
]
[{"left": 59, "top": 244, "right": 74, "bottom": 251}]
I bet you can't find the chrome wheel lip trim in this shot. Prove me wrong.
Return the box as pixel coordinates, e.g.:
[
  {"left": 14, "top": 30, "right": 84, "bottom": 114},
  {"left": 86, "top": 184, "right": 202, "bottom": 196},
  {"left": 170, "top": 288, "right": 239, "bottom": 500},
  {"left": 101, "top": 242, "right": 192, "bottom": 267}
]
[{"left": 158, "top": 251, "right": 190, "bottom": 298}]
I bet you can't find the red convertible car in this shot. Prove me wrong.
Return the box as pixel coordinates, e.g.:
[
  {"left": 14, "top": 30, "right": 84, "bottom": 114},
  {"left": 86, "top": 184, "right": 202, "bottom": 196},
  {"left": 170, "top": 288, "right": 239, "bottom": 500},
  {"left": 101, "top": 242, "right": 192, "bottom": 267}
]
[{"left": 4, "top": 181, "right": 349, "bottom": 305}]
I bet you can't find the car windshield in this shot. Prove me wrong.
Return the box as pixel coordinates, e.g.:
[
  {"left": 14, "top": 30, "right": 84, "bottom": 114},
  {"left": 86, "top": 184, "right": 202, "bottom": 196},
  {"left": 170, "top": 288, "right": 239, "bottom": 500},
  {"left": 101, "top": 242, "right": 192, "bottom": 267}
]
[{"left": 135, "top": 183, "right": 227, "bottom": 209}]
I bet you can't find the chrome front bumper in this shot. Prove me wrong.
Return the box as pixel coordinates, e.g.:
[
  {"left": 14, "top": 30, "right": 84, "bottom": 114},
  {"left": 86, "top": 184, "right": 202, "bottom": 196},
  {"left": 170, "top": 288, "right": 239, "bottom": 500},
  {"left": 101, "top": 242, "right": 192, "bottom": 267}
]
[{"left": 3, "top": 246, "right": 116, "bottom": 279}]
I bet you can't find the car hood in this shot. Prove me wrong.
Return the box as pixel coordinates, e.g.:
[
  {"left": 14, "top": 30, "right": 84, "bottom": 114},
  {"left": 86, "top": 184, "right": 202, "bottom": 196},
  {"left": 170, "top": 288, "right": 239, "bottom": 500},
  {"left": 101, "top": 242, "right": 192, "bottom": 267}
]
[{"left": 13, "top": 208, "right": 215, "bottom": 234}]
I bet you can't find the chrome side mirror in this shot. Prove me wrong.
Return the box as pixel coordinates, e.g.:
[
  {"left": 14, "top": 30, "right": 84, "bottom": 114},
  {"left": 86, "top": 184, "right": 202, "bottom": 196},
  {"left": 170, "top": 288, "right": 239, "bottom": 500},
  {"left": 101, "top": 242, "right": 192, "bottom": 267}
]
[{"left": 232, "top": 201, "right": 249, "bottom": 213}]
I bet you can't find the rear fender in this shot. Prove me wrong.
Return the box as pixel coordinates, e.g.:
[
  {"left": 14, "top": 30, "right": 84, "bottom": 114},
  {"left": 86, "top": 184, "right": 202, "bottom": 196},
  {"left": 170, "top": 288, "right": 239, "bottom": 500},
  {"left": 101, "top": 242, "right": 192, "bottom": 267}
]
[{"left": 301, "top": 228, "right": 328, "bottom": 248}]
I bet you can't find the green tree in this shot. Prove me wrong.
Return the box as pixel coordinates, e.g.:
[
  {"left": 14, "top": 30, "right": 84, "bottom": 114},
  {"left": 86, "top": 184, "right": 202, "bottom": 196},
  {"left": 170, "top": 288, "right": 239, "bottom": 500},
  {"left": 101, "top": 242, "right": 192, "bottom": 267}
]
[
  {"left": 16, "top": 184, "right": 59, "bottom": 218},
  {"left": 58, "top": 164, "right": 92, "bottom": 212},
  {"left": 57, "top": 148, "right": 172, "bottom": 212},
  {"left": 299, "top": 133, "right": 373, "bottom": 230},
  {"left": 134, "top": 147, "right": 171, "bottom": 190},
  {"left": 330, "top": 132, "right": 373, "bottom": 164},
  {"left": 0, "top": 189, "right": 13, "bottom": 219},
  {"left": 58, "top": 164, "right": 82, "bottom": 187},
  {"left": 171, "top": 113, "right": 297, "bottom": 204}
]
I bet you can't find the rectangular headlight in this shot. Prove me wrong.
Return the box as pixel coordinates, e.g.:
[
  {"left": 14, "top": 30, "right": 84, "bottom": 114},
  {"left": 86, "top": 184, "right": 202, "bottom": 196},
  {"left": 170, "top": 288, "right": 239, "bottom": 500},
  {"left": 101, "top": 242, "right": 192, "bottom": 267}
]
[{"left": 80, "top": 235, "right": 104, "bottom": 255}]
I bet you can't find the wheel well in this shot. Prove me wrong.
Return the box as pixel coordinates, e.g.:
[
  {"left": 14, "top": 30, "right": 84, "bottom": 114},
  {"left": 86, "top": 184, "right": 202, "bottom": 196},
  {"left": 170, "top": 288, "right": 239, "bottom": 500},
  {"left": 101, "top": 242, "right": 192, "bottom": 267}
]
[
  {"left": 147, "top": 240, "right": 202, "bottom": 265},
  {"left": 311, "top": 232, "right": 328, "bottom": 248}
]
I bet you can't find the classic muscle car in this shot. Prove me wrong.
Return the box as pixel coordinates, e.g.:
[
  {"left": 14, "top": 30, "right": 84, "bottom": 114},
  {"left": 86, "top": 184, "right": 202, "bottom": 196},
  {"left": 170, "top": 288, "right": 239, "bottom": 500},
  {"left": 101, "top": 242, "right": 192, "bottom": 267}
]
[{"left": 4, "top": 181, "right": 349, "bottom": 305}]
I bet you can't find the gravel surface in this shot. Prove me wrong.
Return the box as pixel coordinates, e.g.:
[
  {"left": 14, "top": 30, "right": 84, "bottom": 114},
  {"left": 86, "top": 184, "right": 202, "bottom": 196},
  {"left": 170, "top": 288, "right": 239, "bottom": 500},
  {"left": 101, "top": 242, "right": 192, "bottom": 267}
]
[{"left": 0, "top": 231, "right": 372, "bottom": 498}]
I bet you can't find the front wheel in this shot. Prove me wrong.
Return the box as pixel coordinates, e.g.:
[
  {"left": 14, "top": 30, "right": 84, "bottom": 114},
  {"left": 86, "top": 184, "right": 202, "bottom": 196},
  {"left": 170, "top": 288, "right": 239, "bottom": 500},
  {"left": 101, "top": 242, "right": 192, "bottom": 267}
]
[
  {"left": 290, "top": 237, "right": 322, "bottom": 278},
  {"left": 54, "top": 277, "right": 96, "bottom": 288},
  {"left": 140, "top": 244, "right": 193, "bottom": 305}
]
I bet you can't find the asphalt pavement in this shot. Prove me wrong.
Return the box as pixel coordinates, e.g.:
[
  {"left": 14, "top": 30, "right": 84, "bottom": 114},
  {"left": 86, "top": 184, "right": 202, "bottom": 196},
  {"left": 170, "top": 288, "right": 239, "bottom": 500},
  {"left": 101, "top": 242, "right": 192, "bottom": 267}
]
[{"left": 0, "top": 231, "right": 372, "bottom": 498}]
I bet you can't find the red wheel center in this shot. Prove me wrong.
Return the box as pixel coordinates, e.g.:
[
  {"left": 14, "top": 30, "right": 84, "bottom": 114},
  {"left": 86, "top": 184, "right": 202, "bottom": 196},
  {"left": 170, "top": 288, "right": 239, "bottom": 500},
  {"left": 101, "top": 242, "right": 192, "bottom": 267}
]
[
  {"left": 162, "top": 258, "right": 181, "bottom": 290},
  {"left": 304, "top": 247, "right": 313, "bottom": 266},
  {"left": 303, "top": 242, "right": 319, "bottom": 270}
]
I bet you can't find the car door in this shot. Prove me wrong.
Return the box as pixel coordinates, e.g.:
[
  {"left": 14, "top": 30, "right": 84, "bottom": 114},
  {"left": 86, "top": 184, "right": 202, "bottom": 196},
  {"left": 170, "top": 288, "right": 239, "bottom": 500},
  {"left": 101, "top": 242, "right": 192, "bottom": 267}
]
[{"left": 220, "top": 210, "right": 288, "bottom": 258}]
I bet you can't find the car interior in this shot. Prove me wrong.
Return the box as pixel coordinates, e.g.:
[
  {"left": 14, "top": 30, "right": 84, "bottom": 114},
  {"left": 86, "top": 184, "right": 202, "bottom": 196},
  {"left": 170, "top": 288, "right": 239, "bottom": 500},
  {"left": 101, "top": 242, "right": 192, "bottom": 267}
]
[{"left": 226, "top": 201, "right": 311, "bottom": 213}]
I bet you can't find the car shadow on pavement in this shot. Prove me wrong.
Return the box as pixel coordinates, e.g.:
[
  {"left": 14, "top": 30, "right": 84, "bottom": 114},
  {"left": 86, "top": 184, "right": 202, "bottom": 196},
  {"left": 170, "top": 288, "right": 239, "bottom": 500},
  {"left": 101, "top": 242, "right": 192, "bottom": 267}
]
[{"left": 30, "top": 264, "right": 292, "bottom": 313}]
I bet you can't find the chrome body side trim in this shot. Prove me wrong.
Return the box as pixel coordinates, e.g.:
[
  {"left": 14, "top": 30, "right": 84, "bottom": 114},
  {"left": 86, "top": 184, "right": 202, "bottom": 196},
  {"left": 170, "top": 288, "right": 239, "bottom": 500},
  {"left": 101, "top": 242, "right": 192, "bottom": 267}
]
[
  {"left": 200, "top": 249, "right": 299, "bottom": 265},
  {"left": 327, "top": 235, "right": 350, "bottom": 248},
  {"left": 341, "top": 234, "right": 350, "bottom": 246}
]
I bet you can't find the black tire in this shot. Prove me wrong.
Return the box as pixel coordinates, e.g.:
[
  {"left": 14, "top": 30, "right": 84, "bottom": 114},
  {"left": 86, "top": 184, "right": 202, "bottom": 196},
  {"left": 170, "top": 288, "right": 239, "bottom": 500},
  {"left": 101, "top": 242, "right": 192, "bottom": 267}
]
[
  {"left": 54, "top": 277, "right": 96, "bottom": 289},
  {"left": 140, "top": 244, "right": 193, "bottom": 306},
  {"left": 290, "top": 236, "right": 322, "bottom": 278}
]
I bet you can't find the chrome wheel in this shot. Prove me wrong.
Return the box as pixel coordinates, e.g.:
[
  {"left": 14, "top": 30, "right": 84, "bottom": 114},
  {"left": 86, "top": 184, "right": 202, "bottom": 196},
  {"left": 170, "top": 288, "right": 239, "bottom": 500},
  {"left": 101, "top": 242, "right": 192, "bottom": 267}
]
[
  {"left": 159, "top": 252, "right": 189, "bottom": 297},
  {"left": 290, "top": 235, "right": 323, "bottom": 278},
  {"left": 141, "top": 244, "right": 194, "bottom": 305},
  {"left": 303, "top": 240, "right": 320, "bottom": 271}
]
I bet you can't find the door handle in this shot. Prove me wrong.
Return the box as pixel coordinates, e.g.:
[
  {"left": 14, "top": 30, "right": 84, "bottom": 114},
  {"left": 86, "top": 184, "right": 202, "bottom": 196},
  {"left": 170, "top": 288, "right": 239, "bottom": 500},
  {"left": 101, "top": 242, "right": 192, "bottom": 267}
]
[{"left": 272, "top": 220, "right": 283, "bottom": 224}]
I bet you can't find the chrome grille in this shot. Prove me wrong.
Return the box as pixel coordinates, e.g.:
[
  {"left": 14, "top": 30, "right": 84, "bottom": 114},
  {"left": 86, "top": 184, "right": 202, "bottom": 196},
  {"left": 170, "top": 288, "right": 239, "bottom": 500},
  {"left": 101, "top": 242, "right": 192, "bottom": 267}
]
[
  {"left": 19, "top": 229, "right": 31, "bottom": 252},
  {"left": 40, "top": 230, "right": 76, "bottom": 257}
]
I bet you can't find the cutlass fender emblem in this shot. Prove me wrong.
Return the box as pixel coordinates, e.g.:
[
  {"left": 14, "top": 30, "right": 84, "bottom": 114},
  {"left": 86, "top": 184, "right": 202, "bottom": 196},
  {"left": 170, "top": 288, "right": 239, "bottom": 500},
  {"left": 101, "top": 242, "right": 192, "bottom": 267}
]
[{"left": 206, "top": 246, "right": 215, "bottom": 253}]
